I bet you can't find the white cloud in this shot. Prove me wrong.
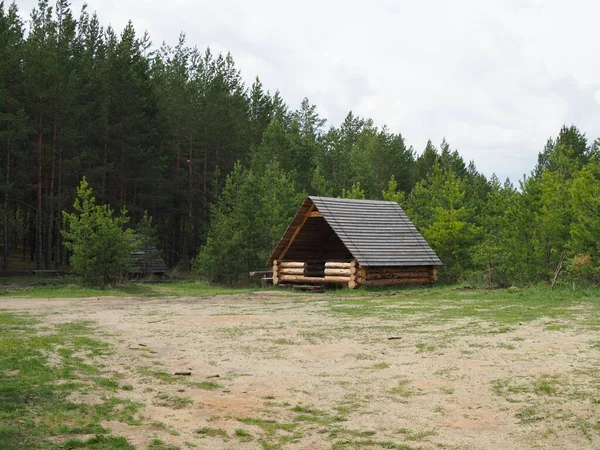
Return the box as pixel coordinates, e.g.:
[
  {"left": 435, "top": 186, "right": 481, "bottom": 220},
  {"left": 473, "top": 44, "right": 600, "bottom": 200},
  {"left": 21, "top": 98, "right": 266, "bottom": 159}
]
[{"left": 16, "top": 0, "right": 600, "bottom": 182}]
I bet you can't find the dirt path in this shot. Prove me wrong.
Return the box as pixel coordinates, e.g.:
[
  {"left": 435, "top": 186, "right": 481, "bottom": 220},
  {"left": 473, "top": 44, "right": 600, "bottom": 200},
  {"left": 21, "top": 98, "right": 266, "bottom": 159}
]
[{"left": 2, "top": 293, "right": 599, "bottom": 450}]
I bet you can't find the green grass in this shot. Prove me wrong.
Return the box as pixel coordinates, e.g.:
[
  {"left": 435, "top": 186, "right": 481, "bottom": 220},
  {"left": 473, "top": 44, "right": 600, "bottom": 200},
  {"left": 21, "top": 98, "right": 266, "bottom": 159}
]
[
  {"left": 195, "top": 426, "right": 228, "bottom": 438},
  {"left": 0, "top": 278, "right": 253, "bottom": 299},
  {"left": 191, "top": 380, "right": 222, "bottom": 390},
  {"left": 57, "top": 435, "right": 135, "bottom": 449},
  {"left": 369, "top": 362, "right": 390, "bottom": 370},
  {"left": 0, "top": 312, "right": 139, "bottom": 449},
  {"left": 325, "top": 285, "right": 600, "bottom": 330},
  {"left": 234, "top": 428, "right": 253, "bottom": 442},
  {"left": 153, "top": 393, "right": 193, "bottom": 409},
  {"left": 147, "top": 438, "right": 181, "bottom": 450},
  {"left": 390, "top": 378, "right": 414, "bottom": 398},
  {"left": 332, "top": 439, "right": 416, "bottom": 449}
]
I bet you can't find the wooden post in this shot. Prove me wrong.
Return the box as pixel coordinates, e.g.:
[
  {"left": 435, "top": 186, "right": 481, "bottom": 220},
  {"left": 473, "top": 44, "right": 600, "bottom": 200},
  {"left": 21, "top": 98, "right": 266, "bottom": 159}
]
[{"left": 272, "top": 260, "right": 280, "bottom": 285}]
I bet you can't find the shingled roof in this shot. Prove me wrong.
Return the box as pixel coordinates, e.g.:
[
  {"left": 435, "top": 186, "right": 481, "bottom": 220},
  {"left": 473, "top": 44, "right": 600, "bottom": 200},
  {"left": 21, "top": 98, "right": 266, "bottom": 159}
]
[{"left": 267, "top": 196, "right": 442, "bottom": 267}]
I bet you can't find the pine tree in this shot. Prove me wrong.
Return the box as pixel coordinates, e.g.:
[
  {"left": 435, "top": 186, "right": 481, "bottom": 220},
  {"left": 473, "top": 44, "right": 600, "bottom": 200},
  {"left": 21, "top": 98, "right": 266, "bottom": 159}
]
[
  {"left": 0, "top": 1, "right": 27, "bottom": 271},
  {"left": 62, "top": 178, "right": 134, "bottom": 286}
]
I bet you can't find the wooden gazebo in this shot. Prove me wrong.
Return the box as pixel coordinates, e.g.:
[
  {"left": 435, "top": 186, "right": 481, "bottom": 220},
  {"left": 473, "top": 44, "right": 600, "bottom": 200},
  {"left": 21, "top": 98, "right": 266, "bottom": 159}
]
[{"left": 267, "top": 196, "right": 442, "bottom": 289}]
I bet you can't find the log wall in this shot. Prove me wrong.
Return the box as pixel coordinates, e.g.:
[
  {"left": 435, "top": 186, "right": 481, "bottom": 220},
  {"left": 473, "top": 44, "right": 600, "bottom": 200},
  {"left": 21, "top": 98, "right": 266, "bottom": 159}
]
[
  {"left": 357, "top": 266, "right": 437, "bottom": 286},
  {"left": 273, "top": 261, "right": 437, "bottom": 289}
]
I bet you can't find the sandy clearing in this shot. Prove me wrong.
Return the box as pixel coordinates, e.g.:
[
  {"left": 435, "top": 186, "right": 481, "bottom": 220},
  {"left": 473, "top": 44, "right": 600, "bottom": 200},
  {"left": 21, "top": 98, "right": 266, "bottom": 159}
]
[{"left": 2, "top": 293, "right": 599, "bottom": 450}]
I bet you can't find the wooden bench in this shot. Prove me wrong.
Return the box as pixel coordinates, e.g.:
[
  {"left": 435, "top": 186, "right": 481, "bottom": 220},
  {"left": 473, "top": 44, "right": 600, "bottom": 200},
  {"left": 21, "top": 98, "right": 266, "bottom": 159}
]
[
  {"left": 31, "top": 269, "right": 60, "bottom": 276},
  {"left": 249, "top": 270, "right": 273, "bottom": 288}
]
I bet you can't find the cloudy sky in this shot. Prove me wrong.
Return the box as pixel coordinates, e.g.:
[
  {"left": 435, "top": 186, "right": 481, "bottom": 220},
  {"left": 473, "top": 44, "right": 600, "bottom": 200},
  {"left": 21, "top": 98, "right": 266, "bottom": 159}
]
[{"left": 18, "top": 0, "right": 600, "bottom": 183}]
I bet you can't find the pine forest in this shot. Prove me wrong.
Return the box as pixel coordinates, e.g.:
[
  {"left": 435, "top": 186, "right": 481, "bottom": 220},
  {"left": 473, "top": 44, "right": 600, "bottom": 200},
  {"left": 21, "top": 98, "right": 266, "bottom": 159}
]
[{"left": 1, "top": 1, "right": 599, "bottom": 287}]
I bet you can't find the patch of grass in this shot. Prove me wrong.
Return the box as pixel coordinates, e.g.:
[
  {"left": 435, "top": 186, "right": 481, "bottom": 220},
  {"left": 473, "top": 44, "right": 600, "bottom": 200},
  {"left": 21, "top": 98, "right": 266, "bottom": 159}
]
[
  {"left": 328, "top": 428, "right": 377, "bottom": 439},
  {"left": 153, "top": 393, "right": 193, "bottom": 409},
  {"left": 137, "top": 366, "right": 176, "bottom": 383},
  {"left": 190, "top": 380, "right": 222, "bottom": 390},
  {"left": 58, "top": 435, "right": 136, "bottom": 449},
  {"left": 0, "top": 312, "right": 137, "bottom": 449},
  {"left": 238, "top": 417, "right": 298, "bottom": 434},
  {"left": 1, "top": 278, "right": 252, "bottom": 299},
  {"left": 353, "top": 352, "right": 376, "bottom": 360},
  {"left": 324, "top": 285, "right": 600, "bottom": 331},
  {"left": 492, "top": 375, "right": 562, "bottom": 399},
  {"left": 93, "top": 376, "right": 120, "bottom": 390},
  {"left": 291, "top": 405, "right": 347, "bottom": 426},
  {"left": 234, "top": 428, "right": 253, "bottom": 442},
  {"left": 94, "top": 396, "right": 144, "bottom": 425},
  {"left": 272, "top": 338, "right": 295, "bottom": 345},
  {"left": 515, "top": 406, "right": 546, "bottom": 424},
  {"left": 533, "top": 376, "right": 560, "bottom": 395},
  {"left": 497, "top": 343, "right": 516, "bottom": 350},
  {"left": 195, "top": 427, "right": 228, "bottom": 438},
  {"left": 332, "top": 439, "right": 416, "bottom": 449},
  {"left": 590, "top": 340, "right": 600, "bottom": 350},
  {"left": 440, "top": 387, "right": 455, "bottom": 395},
  {"left": 369, "top": 362, "right": 390, "bottom": 370},
  {"left": 390, "top": 378, "right": 414, "bottom": 398},
  {"left": 416, "top": 343, "right": 435, "bottom": 353},
  {"left": 396, "top": 428, "right": 437, "bottom": 441},
  {"left": 147, "top": 439, "right": 180, "bottom": 450},
  {"left": 544, "top": 323, "right": 570, "bottom": 331}
]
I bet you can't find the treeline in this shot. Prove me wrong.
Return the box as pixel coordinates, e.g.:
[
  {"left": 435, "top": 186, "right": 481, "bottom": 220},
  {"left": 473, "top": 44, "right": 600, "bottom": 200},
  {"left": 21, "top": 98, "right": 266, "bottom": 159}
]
[{"left": 1, "top": 2, "right": 599, "bottom": 287}]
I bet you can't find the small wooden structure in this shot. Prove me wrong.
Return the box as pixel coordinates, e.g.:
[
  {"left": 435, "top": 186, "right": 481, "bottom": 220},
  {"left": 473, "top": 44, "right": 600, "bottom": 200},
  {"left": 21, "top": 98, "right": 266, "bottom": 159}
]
[
  {"left": 267, "top": 197, "right": 442, "bottom": 289},
  {"left": 127, "top": 244, "right": 168, "bottom": 278}
]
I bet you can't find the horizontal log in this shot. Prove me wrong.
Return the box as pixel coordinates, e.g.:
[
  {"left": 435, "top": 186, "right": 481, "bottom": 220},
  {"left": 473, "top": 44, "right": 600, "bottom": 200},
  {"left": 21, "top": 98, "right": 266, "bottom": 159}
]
[
  {"left": 280, "top": 262, "right": 307, "bottom": 268},
  {"left": 280, "top": 268, "right": 305, "bottom": 275},
  {"left": 324, "top": 268, "right": 352, "bottom": 276},
  {"left": 279, "top": 275, "right": 352, "bottom": 284},
  {"left": 364, "top": 266, "right": 433, "bottom": 274},
  {"left": 362, "top": 277, "right": 433, "bottom": 286},
  {"left": 324, "top": 262, "right": 352, "bottom": 269},
  {"left": 363, "top": 272, "right": 435, "bottom": 281},
  {"left": 323, "top": 275, "right": 352, "bottom": 283},
  {"left": 279, "top": 275, "right": 325, "bottom": 283},
  {"left": 348, "top": 280, "right": 359, "bottom": 289}
]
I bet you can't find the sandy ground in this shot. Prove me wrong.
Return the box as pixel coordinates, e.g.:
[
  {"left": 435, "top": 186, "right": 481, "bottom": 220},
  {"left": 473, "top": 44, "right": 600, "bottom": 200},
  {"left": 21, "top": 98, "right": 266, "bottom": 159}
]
[{"left": 2, "top": 292, "right": 599, "bottom": 450}]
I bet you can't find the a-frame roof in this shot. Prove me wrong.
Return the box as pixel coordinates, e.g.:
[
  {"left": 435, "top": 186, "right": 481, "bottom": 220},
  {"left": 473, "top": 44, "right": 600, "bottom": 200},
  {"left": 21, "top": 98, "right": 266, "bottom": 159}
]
[{"left": 267, "top": 196, "right": 442, "bottom": 267}]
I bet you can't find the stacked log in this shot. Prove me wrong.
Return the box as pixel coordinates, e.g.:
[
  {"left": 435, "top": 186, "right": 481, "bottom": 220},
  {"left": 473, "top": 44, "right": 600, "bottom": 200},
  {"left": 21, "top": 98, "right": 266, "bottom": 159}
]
[
  {"left": 324, "top": 261, "right": 351, "bottom": 284},
  {"left": 355, "top": 265, "right": 437, "bottom": 286},
  {"left": 273, "top": 260, "right": 360, "bottom": 287},
  {"left": 280, "top": 262, "right": 307, "bottom": 268},
  {"left": 273, "top": 261, "right": 436, "bottom": 288}
]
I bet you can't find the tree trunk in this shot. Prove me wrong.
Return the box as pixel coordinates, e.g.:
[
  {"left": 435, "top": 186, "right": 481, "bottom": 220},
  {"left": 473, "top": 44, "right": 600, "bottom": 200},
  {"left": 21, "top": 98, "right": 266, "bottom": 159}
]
[
  {"left": 3, "top": 137, "right": 10, "bottom": 273},
  {"left": 55, "top": 144, "right": 62, "bottom": 268},
  {"left": 46, "top": 120, "right": 57, "bottom": 268},
  {"left": 36, "top": 114, "right": 43, "bottom": 269}
]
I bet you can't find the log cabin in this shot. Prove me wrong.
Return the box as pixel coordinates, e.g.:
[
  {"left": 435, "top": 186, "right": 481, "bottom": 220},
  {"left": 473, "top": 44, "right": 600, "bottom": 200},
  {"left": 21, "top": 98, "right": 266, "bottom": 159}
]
[{"left": 267, "top": 196, "right": 442, "bottom": 289}]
